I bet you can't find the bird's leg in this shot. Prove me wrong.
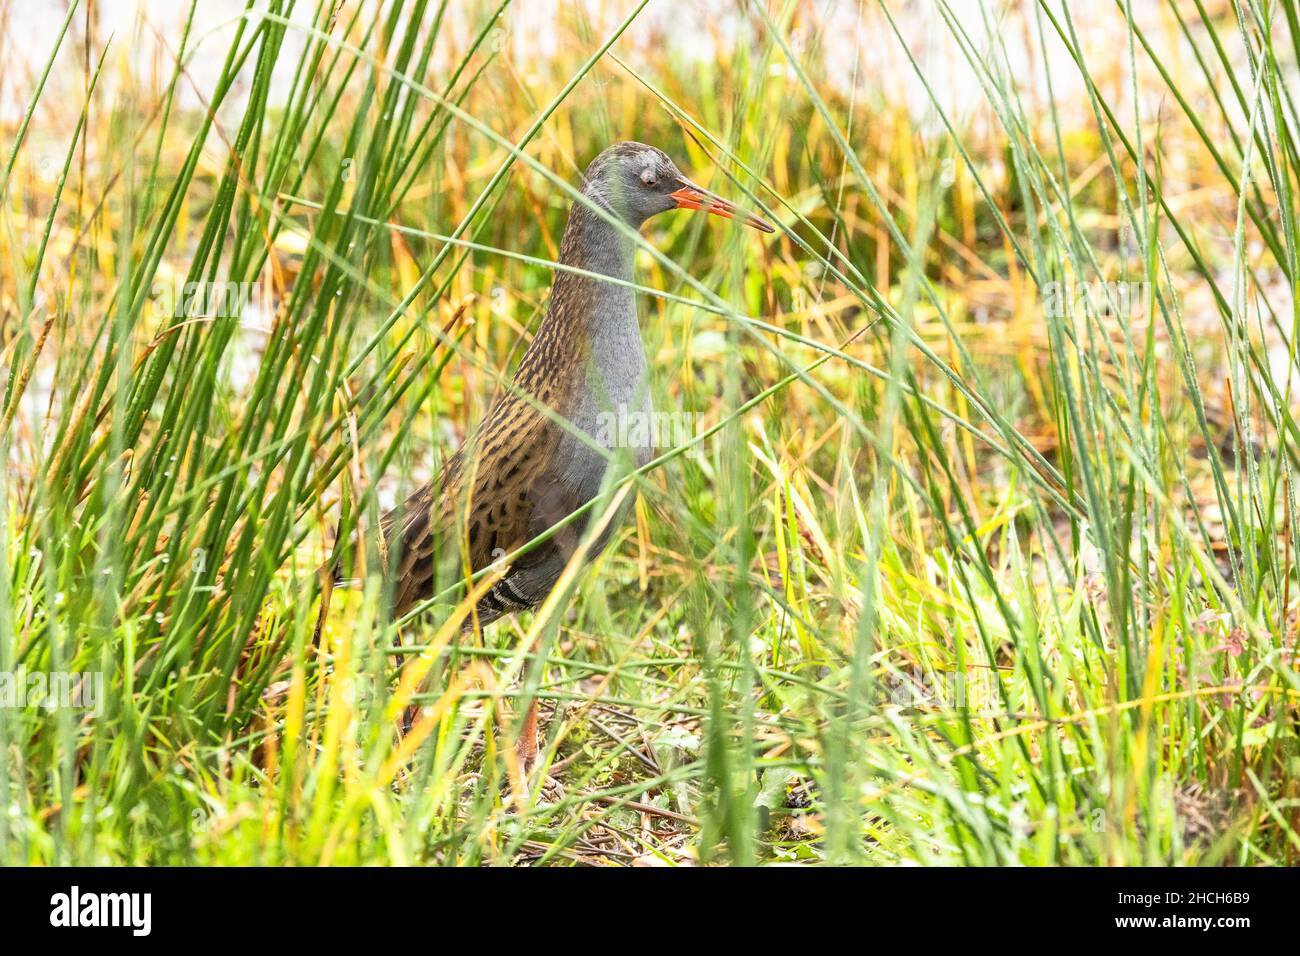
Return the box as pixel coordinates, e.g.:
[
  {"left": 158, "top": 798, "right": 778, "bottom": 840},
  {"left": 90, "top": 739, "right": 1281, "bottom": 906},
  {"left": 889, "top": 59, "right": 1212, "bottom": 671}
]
[
  {"left": 506, "top": 693, "right": 565, "bottom": 808},
  {"left": 391, "top": 626, "right": 421, "bottom": 737},
  {"left": 515, "top": 696, "right": 540, "bottom": 774}
]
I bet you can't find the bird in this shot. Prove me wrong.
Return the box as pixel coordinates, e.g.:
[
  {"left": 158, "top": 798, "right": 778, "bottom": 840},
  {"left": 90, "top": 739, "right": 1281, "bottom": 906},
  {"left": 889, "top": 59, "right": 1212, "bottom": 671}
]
[{"left": 363, "top": 141, "right": 773, "bottom": 775}]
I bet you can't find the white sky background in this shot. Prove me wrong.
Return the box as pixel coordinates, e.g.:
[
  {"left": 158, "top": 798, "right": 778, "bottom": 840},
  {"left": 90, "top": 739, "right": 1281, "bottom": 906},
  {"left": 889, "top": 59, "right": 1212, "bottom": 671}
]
[{"left": 2, "top": 0, "right": 1256, "bottom": 134}]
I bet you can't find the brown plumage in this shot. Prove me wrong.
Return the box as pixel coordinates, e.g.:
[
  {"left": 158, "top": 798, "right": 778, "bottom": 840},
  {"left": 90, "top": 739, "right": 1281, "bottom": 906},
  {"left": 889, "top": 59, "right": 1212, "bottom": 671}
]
[{"left": 381, "top": 352, "right": 575, "bottom": 621}]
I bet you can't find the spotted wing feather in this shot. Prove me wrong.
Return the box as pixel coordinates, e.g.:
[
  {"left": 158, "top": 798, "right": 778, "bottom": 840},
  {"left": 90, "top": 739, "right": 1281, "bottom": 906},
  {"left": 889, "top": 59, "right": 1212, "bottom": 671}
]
[{"left": 383, "top": 391, "right": 562, "bottom": 618}]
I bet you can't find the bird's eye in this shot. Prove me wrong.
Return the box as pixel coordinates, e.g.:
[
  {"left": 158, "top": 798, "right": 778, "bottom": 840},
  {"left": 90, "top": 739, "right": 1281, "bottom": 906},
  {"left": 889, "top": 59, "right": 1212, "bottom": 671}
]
[{"left": 641, "top": 169, "right": 658, "bottom": 188}]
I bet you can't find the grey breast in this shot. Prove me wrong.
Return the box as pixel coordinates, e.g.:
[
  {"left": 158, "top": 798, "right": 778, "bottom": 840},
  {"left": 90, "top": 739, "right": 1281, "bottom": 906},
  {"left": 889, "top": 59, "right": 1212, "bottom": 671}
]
[{"left": 490, "top": 304, "right": 652, "bottom": 614}]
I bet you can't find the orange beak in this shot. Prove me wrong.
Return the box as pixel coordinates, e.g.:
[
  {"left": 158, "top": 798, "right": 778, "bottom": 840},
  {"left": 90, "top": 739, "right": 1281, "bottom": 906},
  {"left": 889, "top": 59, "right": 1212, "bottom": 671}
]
[{"left": 668, "top": 179, "right": 775, "bottom": 233}]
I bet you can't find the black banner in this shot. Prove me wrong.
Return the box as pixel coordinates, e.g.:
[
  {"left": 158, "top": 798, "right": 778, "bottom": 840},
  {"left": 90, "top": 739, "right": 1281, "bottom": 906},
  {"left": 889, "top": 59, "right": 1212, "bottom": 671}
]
[{"left": 0, "top": 866, "right": 1282, "bottom": 942}]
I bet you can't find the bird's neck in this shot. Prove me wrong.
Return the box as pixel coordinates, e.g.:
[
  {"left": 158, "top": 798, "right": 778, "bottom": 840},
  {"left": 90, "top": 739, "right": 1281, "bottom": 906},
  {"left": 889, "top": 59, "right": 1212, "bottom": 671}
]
[{"left": 514, "top": 198, "right": 646, "bottom": 408}]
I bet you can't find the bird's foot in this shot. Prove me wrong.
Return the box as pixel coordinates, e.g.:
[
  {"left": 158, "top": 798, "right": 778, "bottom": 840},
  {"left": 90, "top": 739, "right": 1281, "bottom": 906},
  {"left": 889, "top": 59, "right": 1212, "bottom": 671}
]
[
  {"left": 506, "top": 767, "right": 565, "bottom": 809},
  {"left": 533, "top": 771, "right": 566, "bottom": 805}
]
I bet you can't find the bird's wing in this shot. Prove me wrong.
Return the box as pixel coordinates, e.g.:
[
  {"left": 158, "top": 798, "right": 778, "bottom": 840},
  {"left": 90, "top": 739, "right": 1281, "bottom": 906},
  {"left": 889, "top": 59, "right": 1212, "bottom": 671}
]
[{"left": 383, "top": 390, "right": 561, "bottom": 615}]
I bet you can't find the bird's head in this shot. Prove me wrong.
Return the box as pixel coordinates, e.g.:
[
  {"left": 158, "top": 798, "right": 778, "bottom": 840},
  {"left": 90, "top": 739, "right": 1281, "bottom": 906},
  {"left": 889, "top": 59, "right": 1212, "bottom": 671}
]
[{"left": 580, "top": 141, "right": 775, "bottom": 234}]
